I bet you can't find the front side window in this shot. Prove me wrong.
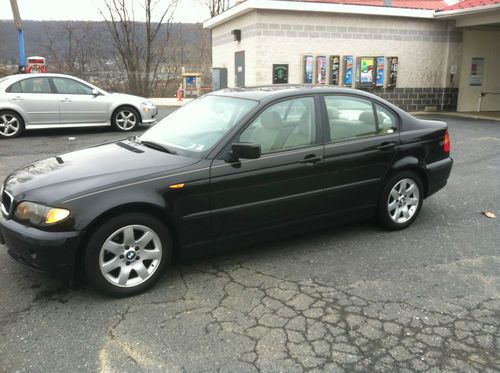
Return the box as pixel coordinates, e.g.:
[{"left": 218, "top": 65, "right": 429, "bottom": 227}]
[
  {"left": 325, "top": 95, "right": 379, "bottom": 142},
  {"left": 240, "top": 97, "right": 316, "bottom": 154},
  {"left": 19, "top": 78, "right": 51, "bottom": 94},
  {"left": 53, "top": 78, "right": 93, "bottom": 95},
  {"left": 140, "top": 95, "right": 257, "bottom": 156}
]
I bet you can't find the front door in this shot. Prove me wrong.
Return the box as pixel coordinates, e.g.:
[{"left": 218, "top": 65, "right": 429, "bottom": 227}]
[
  {"left": 210, "top": 96, "right": 324, "bottom": 238},
  {"left": 235, "top": 51, "right": 245, "bottom": 87},
  {"left": 321, "top": 94, "right": 399, "bottom": 211},
  {"left": 51, "top": 77, "right": 109, "bottom": 124}
]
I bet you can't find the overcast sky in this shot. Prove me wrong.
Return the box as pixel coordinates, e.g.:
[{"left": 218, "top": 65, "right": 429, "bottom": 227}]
[{"left": 0, "top": 0, "right": 211, "bottom": 23}]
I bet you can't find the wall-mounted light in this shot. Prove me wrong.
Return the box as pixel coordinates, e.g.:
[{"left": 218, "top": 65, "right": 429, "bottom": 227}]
[{"left": 231, "top": 29, "right": 241, "bottom": 42}]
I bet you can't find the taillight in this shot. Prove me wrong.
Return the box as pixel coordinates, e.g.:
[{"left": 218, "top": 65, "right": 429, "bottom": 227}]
[{"left": 443, "top": 130, "right": 450, "bottom": 153}]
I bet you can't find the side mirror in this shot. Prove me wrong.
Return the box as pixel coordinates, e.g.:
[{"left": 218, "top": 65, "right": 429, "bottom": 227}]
[
  {"left": 91, "top": 89, "right": 100, "bottom": 96},
  {"left": 229, "top": 142, "right": 261, "bottom": 161}
]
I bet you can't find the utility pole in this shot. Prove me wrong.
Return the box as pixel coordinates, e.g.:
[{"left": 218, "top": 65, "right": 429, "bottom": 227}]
[{"left": 10, "top": 0, "right": 26, "bottom": 68}]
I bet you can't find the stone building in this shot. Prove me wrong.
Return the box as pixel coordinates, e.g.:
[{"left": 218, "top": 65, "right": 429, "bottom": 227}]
[{"left": 204, "top": 0, "right": 500, "bottom": 112}]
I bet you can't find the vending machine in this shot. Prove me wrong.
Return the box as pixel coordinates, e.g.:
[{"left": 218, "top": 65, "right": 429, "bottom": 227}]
[
  {"left": 343, "top": 55, "right": 354, "bottom": 87},
  {"left": 303, "top": 55, "right": 314, "bottom": 84},
  {"left": 26, "top": 56, "right": 46, "bottom": 73},
  {"left": 356, "top": 57, "right": 376, "bottom": 88},
  {"left": 329, "top": 55, "right": 340, "bottom": 85},
  {"left": 316, "top": 56, "right": 327, "bottom": 85},
  {"left": 376, "top": 56, "right": 385, "bottom": 87},
  {"left": 387, "top": 57, "right": 399, "bottom": 88}
]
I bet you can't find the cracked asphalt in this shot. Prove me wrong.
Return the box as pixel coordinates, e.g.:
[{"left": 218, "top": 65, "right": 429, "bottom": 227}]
[{"left": 0, "top": 112, "right": 499, "bottom": 372}]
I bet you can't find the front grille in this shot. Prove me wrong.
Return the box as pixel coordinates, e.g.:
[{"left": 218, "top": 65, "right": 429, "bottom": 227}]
[{"left": 1, "top": 188, "right": 14, "bottom": 217}]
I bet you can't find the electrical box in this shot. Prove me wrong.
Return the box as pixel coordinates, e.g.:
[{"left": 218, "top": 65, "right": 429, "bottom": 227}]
[{"left": 212, "top": 68, "right": 228, "bottom": 91}]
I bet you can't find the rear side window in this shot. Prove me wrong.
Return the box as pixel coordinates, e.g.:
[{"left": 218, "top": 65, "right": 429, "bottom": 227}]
[
  {"left": 375, "top": 103, "right": 398, "bottom": 134},
  {"left": 325, "top": 95, "right": 376, "bottom": 142},
  {"left": 18, "top": 78, "right": 51, "bottom": 94},
  {"left": 6, "top": 82, "right": 22, "bottom": 93}
]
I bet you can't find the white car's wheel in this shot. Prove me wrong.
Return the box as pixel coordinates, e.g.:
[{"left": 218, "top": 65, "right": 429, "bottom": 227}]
[
  {"left": 112, "top": 107, "right": 140, "bottom": 132},
  {"left": 0, "top": 110, "right": 24, "bottom": 139}
]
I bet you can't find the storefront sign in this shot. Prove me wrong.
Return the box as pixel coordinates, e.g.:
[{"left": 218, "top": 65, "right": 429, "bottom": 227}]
[
  {"left": 273, "top": 64, "right": 289, "bottom": 84},
  {"left": 344, "top": 55, "right": 353, "bottom": 86},
  {"left": 304, "top": 55, "right": 314, "bottom": 84},
  {"left": 316, "top": 56, "right": 327, "bottom": 84},
  {"left": 470, "top": 57, "right": 484, "bottom": 86}
]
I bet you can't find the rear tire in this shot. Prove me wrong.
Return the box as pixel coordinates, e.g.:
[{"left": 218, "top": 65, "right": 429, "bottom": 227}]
[
  {"left": 377, "top": 171, "right": 423, "bottom": 230},
  {"left": 111, "top": 106, "right": 140, "bottom": 132},
  {"left": 0, "top": 110, "right": 24, "bottom": 139},
  {"left": 84, "top": 213, "right": 172, "bottom": 297}
]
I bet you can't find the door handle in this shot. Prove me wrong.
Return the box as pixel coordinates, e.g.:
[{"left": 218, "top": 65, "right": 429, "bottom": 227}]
[
  {"left": 12, "top": 96, "right": 23, "bottom": 101},
  {"left": 300, "top": 154, "right": 322, "bottom": 164},
  {"left": 60, "top": 98, "right": 72, "bottom": 103},
  {"left": 377, "top": 142, "right": 397, "bottom": 151}
]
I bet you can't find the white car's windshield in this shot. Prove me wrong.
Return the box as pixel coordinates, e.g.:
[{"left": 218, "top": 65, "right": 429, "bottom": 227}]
[{"left": 140, "top": 95, "right": 258, "bottom": 155}]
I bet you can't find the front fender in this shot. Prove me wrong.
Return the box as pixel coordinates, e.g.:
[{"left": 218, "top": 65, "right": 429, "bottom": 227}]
[
  {"left": 65, "top": 188, "right": 169, "bottom": 232},
  {"left": 1, "top": 103, "right": 28, "bottom": 124}
]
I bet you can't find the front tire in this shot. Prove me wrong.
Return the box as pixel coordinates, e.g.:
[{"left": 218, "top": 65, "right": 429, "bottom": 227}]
[
  {"left": 0, "top": 110, "right": 24, "bottom": 139},
  {"left": 377, "top": 171, "right": 423, "bottom": 230},
  {"left": 111, "top": 106, "right": 140, "bottom": 132},
  {"left": 84, "top": 213, "right": 172, "bottom": 297}
]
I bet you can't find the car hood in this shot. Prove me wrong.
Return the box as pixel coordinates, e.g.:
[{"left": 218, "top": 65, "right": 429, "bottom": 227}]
[
  {"left": 108, "top": 92, "right": 149, "bottom": 104},
  {"left": 4, "top": 139, "right": 198, "bottom": 204}
]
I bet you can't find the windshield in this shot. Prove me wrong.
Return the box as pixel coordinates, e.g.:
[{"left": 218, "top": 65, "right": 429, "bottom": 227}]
[{"left": 140, "top": 95, "right": 258, "bottom": 156}]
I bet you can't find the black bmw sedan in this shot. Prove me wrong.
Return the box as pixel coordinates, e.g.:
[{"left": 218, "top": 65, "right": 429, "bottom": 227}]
[{"left": 0, "top": 87, "right": 452, "bottom": 296}]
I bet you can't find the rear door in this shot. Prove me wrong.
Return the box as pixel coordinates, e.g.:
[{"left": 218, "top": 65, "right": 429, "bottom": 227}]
[
  {"left": 321, "top": 94, "right": 400, "bottom": 211},
  {"left": 51, "top": 77, "right": 109, "bottom": 124},
  {"left": 210, "top": 95, "right": 324, "bottom": 238},
  {"left": 6, "top": 77, "right": 60, "bottom": 125}
]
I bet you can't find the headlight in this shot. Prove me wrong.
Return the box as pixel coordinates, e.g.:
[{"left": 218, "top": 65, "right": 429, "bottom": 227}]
[
  {"left": 140, "top": 102, "right": 155, "bottom": 112},
  {"left": 15, "top": 201, "right": 70, "bottom": 226}
]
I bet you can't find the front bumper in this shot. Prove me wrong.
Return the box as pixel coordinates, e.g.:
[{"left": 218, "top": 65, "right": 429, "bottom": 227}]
[
  {"left": 425, "top": 156, "right": 453, "bottom": 197},
  {"left": 0, "top": 215, "right": 84, "bottom": 281},
  {"left": 141, "top": 105, "right": 158, "bottom": 124}
]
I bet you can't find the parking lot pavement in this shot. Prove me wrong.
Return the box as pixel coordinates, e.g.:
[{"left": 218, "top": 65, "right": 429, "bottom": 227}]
[{"left": 0, "top": 114, "right": 499, "bottom": 372}]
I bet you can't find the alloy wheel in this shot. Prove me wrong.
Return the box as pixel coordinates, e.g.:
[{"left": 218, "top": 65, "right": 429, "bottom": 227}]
[
  {"left": 115, "top": 110, "right": 137, "bottom": 130},
  {"left": 99, "top": 224, "right": 162, "bottom": 287},
  {"left": 387, "top": 178, "right": 420, "bottom": 224},
  {"left": 0, "top": 114, "right": 21, "bottom": 137}
]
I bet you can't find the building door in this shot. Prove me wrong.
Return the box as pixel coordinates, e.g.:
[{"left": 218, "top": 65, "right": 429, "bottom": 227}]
[{"left": 235, "top": 51, "right": 245, "bottom": 87}]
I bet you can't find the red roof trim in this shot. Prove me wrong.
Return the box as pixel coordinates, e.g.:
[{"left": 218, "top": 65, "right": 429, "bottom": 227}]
[
  {"left": 439, "top": 0, "right": 500, "bottom": 11},
  {"left": 301, "top": 0, "right": 449, "bottom": 10}
]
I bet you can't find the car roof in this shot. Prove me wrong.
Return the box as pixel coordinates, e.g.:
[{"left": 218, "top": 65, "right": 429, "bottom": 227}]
[
  {"left": 209, "top": 85, "right": 379, "bottom": 102},
  {"left": 0, "top": 73, "right": 79, "bottom": 87}
]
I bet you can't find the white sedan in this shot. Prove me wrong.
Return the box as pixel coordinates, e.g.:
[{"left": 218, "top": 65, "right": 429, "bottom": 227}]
[{"left": 0, "top": 73, "right": 157, "bottom": 139}]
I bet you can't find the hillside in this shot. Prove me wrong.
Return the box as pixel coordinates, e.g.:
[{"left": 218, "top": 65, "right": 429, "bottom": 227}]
[{"left": 0, "top": 20, "right": 209, "bottom": 66}]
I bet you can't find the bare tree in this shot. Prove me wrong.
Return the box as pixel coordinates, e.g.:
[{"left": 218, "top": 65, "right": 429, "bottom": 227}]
[
  {"left": 201, "top": 0, "right": 229, "bottom": 17},
  {"left": 42, "top": 22, "right": 87, "bottom": 73},
  {"left": 100, "top": 0, "right": 178, "bottom": 97}
]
